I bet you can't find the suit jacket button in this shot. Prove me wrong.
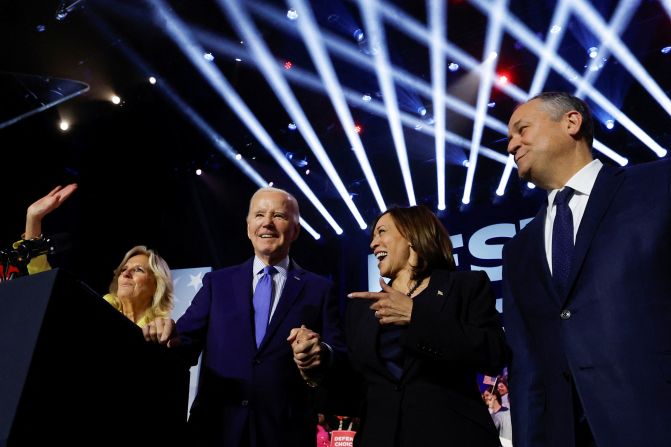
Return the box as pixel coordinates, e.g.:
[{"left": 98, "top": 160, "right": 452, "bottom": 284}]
[
  {"left": 241, "top": 400, "right": 249, "bottom": 407},
  {"left": 560, "top": 309, "right": 572, "bottom": 320}
]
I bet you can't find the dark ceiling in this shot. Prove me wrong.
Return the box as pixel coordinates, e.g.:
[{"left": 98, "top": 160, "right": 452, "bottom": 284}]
[{"left": 1, "top": 0, "right": 670, "bottom": 292}]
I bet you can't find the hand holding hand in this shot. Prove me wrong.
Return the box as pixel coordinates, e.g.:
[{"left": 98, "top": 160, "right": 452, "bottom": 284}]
[
  {"left": 348, "top": 278, "right": 414, "bottom": 326},
  {"left": 287, "top": 324, "right": 323, "bottom": 371},
  {"left": 143, "top": 317, "right": 178, "bottom": 347}
]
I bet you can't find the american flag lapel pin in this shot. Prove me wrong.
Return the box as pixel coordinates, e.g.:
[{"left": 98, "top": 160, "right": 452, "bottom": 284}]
[{"left": 437, "top": 290, "right": 444, "bottom": 296}]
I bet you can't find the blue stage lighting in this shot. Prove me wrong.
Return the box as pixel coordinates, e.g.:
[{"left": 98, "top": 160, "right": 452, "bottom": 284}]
[
  {"left": 448, "top": 62, "right": 459, "bottom": 72},
  {"left": 353, "top": 28, "right": 365, "bottom": 42},
  {"left": 662, "top": 46, "right": 671, "bottom": 54},
  {"left": 605, "top": 119, "right": 615, "bottom": 130},
  {"left": 417, "top": 106, "right": 427, "bottom": 116},
  {"left": 588, "top": 46, "right": 599, "bottom": 59},
  {"left": 286, "top": 9, "right": 298, "bottom": 20}
]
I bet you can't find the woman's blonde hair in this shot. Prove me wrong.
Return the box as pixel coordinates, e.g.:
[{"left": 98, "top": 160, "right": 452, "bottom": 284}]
[{"left": 109, "top": 245, "right": 174, "bottom": 321}]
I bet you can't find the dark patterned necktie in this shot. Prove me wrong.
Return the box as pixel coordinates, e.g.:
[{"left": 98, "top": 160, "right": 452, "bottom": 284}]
[{"left": 552, "top": 187, "right": 575, "bottom": 295}]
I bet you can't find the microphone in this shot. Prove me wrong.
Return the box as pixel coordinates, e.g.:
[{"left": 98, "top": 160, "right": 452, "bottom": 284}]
[{"left": 0, "top": 233, "right": 72, "bottom": 265}]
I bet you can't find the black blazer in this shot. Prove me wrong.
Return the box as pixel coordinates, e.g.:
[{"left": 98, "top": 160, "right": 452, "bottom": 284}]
[{"left": 346, "top": 269, "right": 507, "bottom": 447}]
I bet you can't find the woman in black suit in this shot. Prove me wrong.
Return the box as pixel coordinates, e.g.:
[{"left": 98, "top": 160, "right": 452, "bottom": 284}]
[{"left": 346, "top": 205, "right": 507, "bottom": 447}]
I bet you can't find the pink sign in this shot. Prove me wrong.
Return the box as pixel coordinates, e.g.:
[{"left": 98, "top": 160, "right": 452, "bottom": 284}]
[{"left": 330, "top": 430, "right": 356, "bottom": 447}]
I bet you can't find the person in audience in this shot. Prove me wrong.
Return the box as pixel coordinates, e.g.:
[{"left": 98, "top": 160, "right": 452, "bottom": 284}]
[
  {"left": 18, "top": 184, "right": 173, "bottom": 327},
  {"left": 488, "top": 389, "right": 513, "bottom": 442},
  {"left": 293, "top": 205, "right": 507, "bottom": 447}
]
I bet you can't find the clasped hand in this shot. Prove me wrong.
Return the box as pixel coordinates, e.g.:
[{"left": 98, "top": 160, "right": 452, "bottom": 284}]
[
  {"left": 287, "top": 324, "right": 323, "bottom": 371},
  {"left": 348, "top": 278, "right": 413, "bottom": 326}
]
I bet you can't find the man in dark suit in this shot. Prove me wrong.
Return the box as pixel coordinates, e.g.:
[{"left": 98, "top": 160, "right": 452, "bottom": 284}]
[
  {"left": 144, "top": 187, "right": 345, "bottom": 447},
  {"left": 503, "top": 91, "right": 671, "bottom": 447}
]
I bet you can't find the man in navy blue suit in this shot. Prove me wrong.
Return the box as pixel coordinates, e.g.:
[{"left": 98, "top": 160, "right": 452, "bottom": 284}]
[
  {"left": 503, "top": 92, "right": 671, "bottom": 447},
  {"left": 144, "top": 187, "right": 345, "bottom": 447}
]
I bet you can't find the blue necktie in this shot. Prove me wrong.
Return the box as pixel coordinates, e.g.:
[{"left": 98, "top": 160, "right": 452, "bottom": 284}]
[
  {"left": 552, "top": 187, "right": 575, "bottom": 295},
  {"left": 253, "top": 266, "right": 277, "bottom": 347}
]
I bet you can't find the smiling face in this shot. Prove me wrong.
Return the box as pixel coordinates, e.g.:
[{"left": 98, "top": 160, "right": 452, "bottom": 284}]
[
  {"left": 116, "top": 254, "right": 156, "bottom": 306},
  {"left": 370, "top": 213, "right": 416, "bottom": 281},
  {"left": 247, "top": 189, "right": 300, "bottom": 265},
  {"left": 507, "top": 98, "right": 589, "bottom": 190}
]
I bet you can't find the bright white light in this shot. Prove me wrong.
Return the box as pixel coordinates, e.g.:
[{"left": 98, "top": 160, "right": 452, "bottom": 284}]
[
  {"left": 148, "top": 76, "right": 157, "bottom": 84},
  {"left": 429, "top": 0, "right": 447, "bottom": 210},
  {"left": 448, "top": 62, "right": 459, "bottom": 71},
  {"left": 203, "top": 52, "right": 214, "bottom": 61},
  {"left": 152, "top": 0, "right": 340, "bottom": 235},
  {"left": 414, "top": 123, "right": 422, "bottom": 130},
  {"left": 288, "top": 122, "right": 297, "bottom": 130},
  {"left": 195, "top": 169, "right": 202, "bottom": 176},
  {"left": 111, "top": 95, "right": 121, "bottom": 104},
  {"left": 470, "top": 0, "right": 667, "bottom": 158},
  {"left": 605, "top": 119, "right": 615, "bottom": 130},
  {"left": 588, "top": 46, "right": 599, "bottom": 58},
  {"left": 418, "top": 106, "right": 427, "bottom": 116},
  {"left": 487, "top": 51, "right": 498, "bottom": 61},
  {"left": 268, "top": 181, "right": 274, "bottom": 186},
  {"left": 462, "top": 160, "right": 469, "bottom": 167},
  {"left": 286, "top": 9, "right": 298, "bottom": 20},
  {"left": 353, "top": 29, "right": 365, "bottom": 42},
  {"left": 527, "top": 182, "right": 536, "bottom": 189},
  {"left": 219, "top": 0, "right": 357, "bottom": 230},
  {"left": 528, "top": 0, "right": 570, "bottom": 96},
  {"left": 235, "top": 153, "right": 242, "bottom": 160},
  {"left": 235, "top": 57, "right": 242, "bottom": 61},
  {"left": 463, "top": 0, "right": 506, "bottom": 205},
  {"left": 362, "top": 94, "right": 372, "bottom": 102},
  {"left": 358, "top": 0, "right": 416, "bottom": 205},
  {"left": 550, "top": 25, "right": 562, "bottom": 34},
  {"left": 59, "top": 120, "right": 70, "bottom": 131},
  {"left": 487, "top": 101, "right": 496, "bottom": 108},
  {"left": 305, "top": 169, "right": 310, "bottom": 175},
  {"left": 496, "top": 156, "right": 516, "bottom": 197},
  {"left": 662, "top": 46, "right": 671, "bottom": 54},
  {"left": 291, "top": 0, "right": 386, "bottom": 213}
]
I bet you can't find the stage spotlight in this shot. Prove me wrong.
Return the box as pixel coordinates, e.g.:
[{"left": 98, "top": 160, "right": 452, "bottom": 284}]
[
  {"left": 59, "top": 120, "right": 70, "bottom": 131},
  {"left": 462, "top": 160, "right": 470, "bottom": 167},
  {"left": 203, "top": 52, "right": 214, "bottom": 61},
  {"left": 36, "top": 24, "right": 46, "bottom": 32},
  {"left": 588, "top": 46, "right": 599, "bottom": 59},
  {"left": 284, "top": 60, "right": 293, "bottom": 69},
  {"left": 235, "top": 153, "right": 242, "bottom": 160},
  {"left": 414, "top": 123, "right": 422, "bottom": 130},
  {"left": 417, "top": 106, "right": 427, "bottom": 116},
  {"left": 235, "top": 58, "right": 242, "bottom": 62},
  {"left": 605, "top": 119, "right": 615, "bottom": 130},
  {"left": 662, "top": 46, "right": 671, "bottom": 54},
  {"left": 448, "top": 62, "right": 459, "bottom": 72},
  {"left": 287, "top": 9, "right": 298, "bottom": 20},
  {"left": 496, "top": 74, "right": 508, "bottom": 85},
  {"left": 195, "top": 169, "right": 202, "bottom": 176},
  {"left": 362, "top": 94, "right": 372, "bottom": 102},
  {"left": 148, "top": 76, "right": 157, "bottom": 84},
  {"left": 111, "top": 95, "right": 121, "bottom": 105},
  {"left": 550, "top": 25, "right": 562, "bottom": 34},
  {"left": 268, "top": 181, "right": 274, "bottom": 187},
  {"left": 487, "top": 51, "right": 498, "bottom": 61},
  {"left": 354, "top": 124, "right": 362, "bottom": 134},
  {"left": 305, "top": 169, "right": 310, "bottom": 175},
  {"left": 487, "top": 102, "right": 496, "bottom": 108},
  {"left": 288, "top": 122, "right": 297, "bottom": 130},
  {"left": 353, "top": 28, "right": 365, "bottom": 42}
]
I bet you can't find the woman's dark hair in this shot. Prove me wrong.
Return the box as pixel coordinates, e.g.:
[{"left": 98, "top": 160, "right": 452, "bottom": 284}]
[{"left": 371, "top": 205, "right": 455, "bottom": 280}]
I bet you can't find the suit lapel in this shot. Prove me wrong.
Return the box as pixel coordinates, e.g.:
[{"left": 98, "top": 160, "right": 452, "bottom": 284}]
[
  {"left": 258, "top": 261, "right": 306, "bottom": 350},
  {"left": 232, "top": 259, "right": 256, "bottom": 350},
  {"left": 562, "top": 164, "right": 625, "bottom": 305},
  {"left": 518, "top": 206, "right": 561, "bottom": 305}
]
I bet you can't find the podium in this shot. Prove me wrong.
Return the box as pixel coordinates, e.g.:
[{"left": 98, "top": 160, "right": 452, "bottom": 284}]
[{"left": 0, "top": 269, "right": 188, "bottom": 446}]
